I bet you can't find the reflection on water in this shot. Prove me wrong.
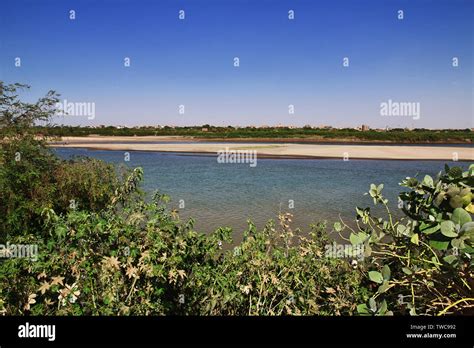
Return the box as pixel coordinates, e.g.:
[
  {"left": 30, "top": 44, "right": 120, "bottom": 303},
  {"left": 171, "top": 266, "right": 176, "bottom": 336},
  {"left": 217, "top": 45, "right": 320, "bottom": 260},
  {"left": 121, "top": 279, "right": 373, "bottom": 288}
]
[{"left": 54, "top": 148, "right": 467, "bottom": 234}]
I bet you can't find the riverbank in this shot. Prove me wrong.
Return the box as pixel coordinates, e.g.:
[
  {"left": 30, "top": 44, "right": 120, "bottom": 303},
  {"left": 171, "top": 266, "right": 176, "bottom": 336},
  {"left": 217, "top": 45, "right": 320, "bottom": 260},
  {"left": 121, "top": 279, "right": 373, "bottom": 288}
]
[{"left": 50, "top": 136, "right": 474, "bottom": 161}]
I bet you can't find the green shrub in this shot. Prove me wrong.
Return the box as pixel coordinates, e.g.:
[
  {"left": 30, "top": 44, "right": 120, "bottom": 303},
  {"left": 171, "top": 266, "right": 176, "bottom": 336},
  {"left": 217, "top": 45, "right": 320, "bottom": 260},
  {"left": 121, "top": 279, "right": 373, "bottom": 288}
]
[
  {"left": 335, "top": 165, "right": 474, "bottom": 316},
  {"left": 0, "top": 172, "right": 365, "bottom": 315}
]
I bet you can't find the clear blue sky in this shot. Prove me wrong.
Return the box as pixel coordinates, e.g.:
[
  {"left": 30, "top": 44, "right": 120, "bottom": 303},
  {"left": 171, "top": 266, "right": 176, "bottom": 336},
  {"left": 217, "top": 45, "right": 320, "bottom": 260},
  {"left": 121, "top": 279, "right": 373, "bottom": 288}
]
[{"left": 1, "top": 0, "right": 472, "bottom": 128}]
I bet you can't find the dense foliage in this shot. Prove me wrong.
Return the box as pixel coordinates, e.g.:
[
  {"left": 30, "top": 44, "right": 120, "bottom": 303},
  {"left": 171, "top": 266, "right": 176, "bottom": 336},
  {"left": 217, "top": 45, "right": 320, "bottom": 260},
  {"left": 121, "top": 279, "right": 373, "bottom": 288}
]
[
  {"left": 1, "top": 82, "right": 473, "bottom": 315},
  {"left": 335, "top": 165, "right": 474, "bottom": 315}
]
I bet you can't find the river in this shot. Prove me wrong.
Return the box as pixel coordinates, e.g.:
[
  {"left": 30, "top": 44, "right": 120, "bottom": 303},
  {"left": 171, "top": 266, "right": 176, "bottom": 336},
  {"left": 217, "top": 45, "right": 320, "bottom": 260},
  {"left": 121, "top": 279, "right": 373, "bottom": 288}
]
[{"left": 54, "top": 147, "right": 470, "bottom": 235}]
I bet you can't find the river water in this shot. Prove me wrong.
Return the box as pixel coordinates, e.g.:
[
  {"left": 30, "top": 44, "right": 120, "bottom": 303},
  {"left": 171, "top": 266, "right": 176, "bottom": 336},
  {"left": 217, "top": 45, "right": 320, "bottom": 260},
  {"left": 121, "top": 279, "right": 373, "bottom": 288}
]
[{"left": 54, "top": 147, "right": 470, "bottom": 235}]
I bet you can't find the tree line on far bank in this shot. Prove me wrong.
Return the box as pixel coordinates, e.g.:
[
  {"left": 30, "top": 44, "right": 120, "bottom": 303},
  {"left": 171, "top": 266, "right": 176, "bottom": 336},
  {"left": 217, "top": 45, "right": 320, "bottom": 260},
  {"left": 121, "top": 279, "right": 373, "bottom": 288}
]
[{"left": 33, "top": 125, "right": 473, "bottom": 143}]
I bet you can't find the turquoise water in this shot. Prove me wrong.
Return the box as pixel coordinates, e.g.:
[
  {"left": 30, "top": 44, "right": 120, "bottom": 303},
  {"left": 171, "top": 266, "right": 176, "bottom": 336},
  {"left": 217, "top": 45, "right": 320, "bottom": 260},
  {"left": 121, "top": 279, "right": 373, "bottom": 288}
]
[{"left": 54, "top": 148, "right": 470, "bottom": 234}]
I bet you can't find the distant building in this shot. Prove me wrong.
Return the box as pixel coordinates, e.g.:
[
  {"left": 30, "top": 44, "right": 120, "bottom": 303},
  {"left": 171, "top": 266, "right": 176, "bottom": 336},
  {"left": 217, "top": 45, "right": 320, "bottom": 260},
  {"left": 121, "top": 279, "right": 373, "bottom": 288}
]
[
  {"left": 201, "top": 127, "right": 209, "bottom": 132},
  {"left": 361, "top": 124, "right": 370, "bottom": 131}
]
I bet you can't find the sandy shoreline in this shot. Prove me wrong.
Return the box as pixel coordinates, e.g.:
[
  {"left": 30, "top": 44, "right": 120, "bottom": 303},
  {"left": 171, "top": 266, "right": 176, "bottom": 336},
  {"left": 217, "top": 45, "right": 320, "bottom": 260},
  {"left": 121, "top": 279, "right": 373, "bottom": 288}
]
[{"left": 49, "top": 136, "right": 474, "bottom": 161}]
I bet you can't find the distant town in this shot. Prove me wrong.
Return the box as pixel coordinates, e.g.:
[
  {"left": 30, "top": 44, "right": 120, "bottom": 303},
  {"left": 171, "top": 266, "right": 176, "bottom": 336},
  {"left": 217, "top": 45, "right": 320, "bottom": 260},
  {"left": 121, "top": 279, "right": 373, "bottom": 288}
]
[{"left": 41, "top": 124, "right": 474, "bottom": 132}]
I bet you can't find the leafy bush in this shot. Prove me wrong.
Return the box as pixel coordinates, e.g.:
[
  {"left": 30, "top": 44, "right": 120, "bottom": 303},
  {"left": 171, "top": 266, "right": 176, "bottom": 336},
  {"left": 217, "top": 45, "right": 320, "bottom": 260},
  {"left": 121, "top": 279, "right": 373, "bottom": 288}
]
[
  {"left": 335, "top": 165, "right": 474, "bottom": 316},
  {"left": 0, "top": 83, "right": 129, "bottom": 238},
  {"left": 52, "top": 157, "right": 124, "bottom": 212},
  {"left": 0, "top": 171, "right": 365, "bottom": 315},
  {"left": 0, "top": 136, "right": 59, "bottom": 238},
  {"left": 187, "top": 217, "right": 365, "bottom": 315}
]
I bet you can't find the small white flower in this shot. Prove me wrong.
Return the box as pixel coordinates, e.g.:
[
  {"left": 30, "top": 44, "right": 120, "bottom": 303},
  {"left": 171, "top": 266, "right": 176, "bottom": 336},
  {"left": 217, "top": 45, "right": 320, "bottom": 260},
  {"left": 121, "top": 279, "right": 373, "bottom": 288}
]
[{"left": 58, "top": 283, "right": 80, "bottom": 306}]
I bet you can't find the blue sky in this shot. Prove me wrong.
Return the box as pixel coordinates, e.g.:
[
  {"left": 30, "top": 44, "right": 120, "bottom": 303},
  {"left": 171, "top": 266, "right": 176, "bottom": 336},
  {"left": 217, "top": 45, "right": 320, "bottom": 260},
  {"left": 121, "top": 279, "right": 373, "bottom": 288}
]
[{"left": 1, "top": 0, "right": 472, "bottom": 128}]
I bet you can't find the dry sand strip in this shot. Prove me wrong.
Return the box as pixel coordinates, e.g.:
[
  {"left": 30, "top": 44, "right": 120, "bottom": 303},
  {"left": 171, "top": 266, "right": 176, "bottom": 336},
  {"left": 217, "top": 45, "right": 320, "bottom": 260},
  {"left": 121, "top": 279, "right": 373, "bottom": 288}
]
[
  {"left": 54, "top": 136, "right": 191, "bottom": 143},
  {"left": 50, "top": 138, "right": 474, "bottom": 161}
]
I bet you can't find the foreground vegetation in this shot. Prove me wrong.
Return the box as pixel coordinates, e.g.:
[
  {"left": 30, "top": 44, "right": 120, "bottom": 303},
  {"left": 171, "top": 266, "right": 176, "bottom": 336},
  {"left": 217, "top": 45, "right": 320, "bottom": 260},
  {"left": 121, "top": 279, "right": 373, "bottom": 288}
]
[
  {"left": 37, "top": 125, "right": 473, "bottom": 144},
  {"left": 1, "top": 82, "right": 473, "bottom": 315}
]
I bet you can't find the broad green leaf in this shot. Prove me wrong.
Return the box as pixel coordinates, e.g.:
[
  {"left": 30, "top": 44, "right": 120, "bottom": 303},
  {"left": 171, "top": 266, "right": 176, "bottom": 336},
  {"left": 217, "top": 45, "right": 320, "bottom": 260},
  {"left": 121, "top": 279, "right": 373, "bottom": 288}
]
[
  {"left": 451, "top": 238, "right": 465, "bottom": 250},
  {"left": 349, "top": 232, "right": 367, "bottom": 245},
  {"left": 369, "top": 297, "right": 377, "bottom": 312},
  {"left": 420, "top": 223, "right": 440, "bottom": 235},
  {"left": 357, "top": 304, "right": 370, "bottom": 315},
  {"left": 378, "top": 300, "right": 388, "bottom": 315},
  {"left": 368, "top": 271, "right": 384, "bottom": 284},
  {"left": 422, "top": 175, "right": 433, "bottom": 187},
  {"left": 349, "top": 233, "right": 358, "bottom": 245},
  {"left": 443, "top": 255, "right": 457, "bottom": 264},
  {"left": 451, "top": 207, "right": 472, "bottom": 226},
  {"left": 378, "top": 281, "right": 390, "bottom": 294},
  {"left": 382, "top": 265, "right": 391, "bottom": 281},
  {"left": 429, "top": 239, "right": 450, "bottom": 250},
  {"left": 364, "top": 244, "right": 372, "bottom": 257},
  {"left": 461, "top": 222, "right": 474, "bottom": 233},
  {"left": 449, "top": 196, "right": 463, "bottom": 209},
  {"left": 434, "top": 192, "right": 446, "bottom": 206},
  {"left": 440, "top": 220, "right": 458, "bottom": 237}
]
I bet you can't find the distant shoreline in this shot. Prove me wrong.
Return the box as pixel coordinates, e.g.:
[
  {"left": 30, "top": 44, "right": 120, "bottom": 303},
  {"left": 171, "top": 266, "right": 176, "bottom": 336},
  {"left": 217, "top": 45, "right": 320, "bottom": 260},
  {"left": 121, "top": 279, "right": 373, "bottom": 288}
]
[
  {"left": 44, "top": 134, "right": 473, "bottom": 145},
  {"left": 49, "top": 136, "right": 474, "bottom": 161}
]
